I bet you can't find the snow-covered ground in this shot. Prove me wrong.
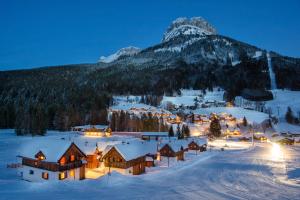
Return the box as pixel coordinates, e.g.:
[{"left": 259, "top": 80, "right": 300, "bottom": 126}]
[
  {"left": 235, "top": 89, "right": 300, "bottom": 121},
  {"left": 161, "top": 88, "right": 224, "bottom": 107},
  {"left": 1, "top": 129, "right": 299, "bottom": 199},
  {"left": 266, "top": 89, "right": 300, "bottom": 119}
]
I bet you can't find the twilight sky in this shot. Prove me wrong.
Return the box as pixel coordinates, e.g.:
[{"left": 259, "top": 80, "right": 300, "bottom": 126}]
[{"left": 0, "top": 0, "right": 300, "bottom": 71}]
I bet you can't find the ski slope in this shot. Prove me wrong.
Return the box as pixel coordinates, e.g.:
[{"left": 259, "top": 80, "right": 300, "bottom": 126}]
[{"left": 0, "top": 130, "right": 299, "bottom": 199}]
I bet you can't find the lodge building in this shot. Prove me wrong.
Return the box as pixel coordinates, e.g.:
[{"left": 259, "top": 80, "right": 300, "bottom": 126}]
[{"left": 20, "top": 142, "right": 86, "bottom": 182}]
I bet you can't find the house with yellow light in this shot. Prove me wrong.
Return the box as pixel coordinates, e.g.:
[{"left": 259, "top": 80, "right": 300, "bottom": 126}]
[
  {"left": 167, "top": 115, "right": 181, "bottom": 124},
  {"left": 19, "top": 141, "right": 86, "bottom": 182},
  {"left": 71, "top": 125, "right": 111, "bottom": 137}
]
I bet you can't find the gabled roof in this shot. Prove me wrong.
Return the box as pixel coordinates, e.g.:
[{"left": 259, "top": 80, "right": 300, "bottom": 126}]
[
  {"left": 102, "top": 140, "right": 158, "bottom": 161},
  {"left": 21, "top": 139, "right": 75, "bottom": 162},
  {"left": 160, "top": 137, "right": 207, "bottom": 151}
]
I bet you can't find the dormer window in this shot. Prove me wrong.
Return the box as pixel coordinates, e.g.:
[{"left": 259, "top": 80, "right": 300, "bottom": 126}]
[
  {"left": 35, "top": 151, "right": 46, "bottom": 161},
  {"left": 38, "top": 155, "right": 45, "bottom": 160}
]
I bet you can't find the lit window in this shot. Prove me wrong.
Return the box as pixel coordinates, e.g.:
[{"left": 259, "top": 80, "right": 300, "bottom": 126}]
[
  {"left": 70, "top": 155, "right": 75, "bottom": 162},
  {"left": 69, "top": 169, "right": 75, "bottom": 177},
  {"left": 60, "top": 157, "right": 66, "bottom": 165},
  {"left": 42, "top": 172, "right": 49, "bottom": 180},
  {"left": 59, "top": 171, "right": 67, "bottom": 180},
  {"left": 29, "top": 170, "right": 34, "bottom": 175},
  {"left": 38, "top": 156, "right": 45, "bottom": 160}
]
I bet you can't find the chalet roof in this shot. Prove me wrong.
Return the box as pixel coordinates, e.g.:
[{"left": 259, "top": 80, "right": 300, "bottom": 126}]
[
  {"left": 188, "top": 138, "right": 207, "bottom": 146},
  {"left": 102, "top": 140, "right": 158, "bottom": 161},
  {"left": 20, "top": 139, "right": 75, "bottom": 162},
  {"left": 160, "top": 137, "right": 207, "bottom": 151}
]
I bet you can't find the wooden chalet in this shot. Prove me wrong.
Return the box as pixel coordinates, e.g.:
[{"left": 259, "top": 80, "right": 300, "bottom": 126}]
[
  {"left": 102, "top": 145, "right": 145, "bottom": 175},
  {"left": 101, "top": 141, "right": 157, "bottom": 175},
  {"left": 159, "top": 143, "right": 185, "bottom": 161},
  {"left": 20, "top": 142, "right": 86, "bottom": 182},
  {"left": 145, "top": 156, "right": 155, "bottom": 167},
  {"left": 71, "top": 125, "right": 110, "bottom": 137},
  {"left": 188, "top": 139, "right": 207, "bottom": 152}
]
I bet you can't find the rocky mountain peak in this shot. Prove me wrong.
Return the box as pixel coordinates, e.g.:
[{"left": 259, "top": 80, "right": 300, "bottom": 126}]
[{"left": 162, "top": 17, "right": 217, "bottom": 42}]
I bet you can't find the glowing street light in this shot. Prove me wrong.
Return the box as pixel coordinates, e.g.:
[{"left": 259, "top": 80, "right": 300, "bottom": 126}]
[{"left": 271, "top": 143, "right": 283, "bottom": 161}]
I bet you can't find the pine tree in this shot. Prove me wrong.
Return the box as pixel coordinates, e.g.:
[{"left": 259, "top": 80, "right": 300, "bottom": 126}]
[
  {"left": 242, "top": 116, "right": 248, "bottom": 127},
  {"left": 168, "top": 126, "right": 174, "bottom": 137},
  {"left": 194, "top": 97, "right": 199, "bottom": 109},
  {"left": 177, "top": 124, "right": 184, "bottom": 139},
  {"left": 191, "top": 113, "right": 195, "bottom": 123},
  {"left": 209, "top": 117, "right": 221, "bottom": 137},
  {"left": 184, "top": 125, "right": 190, "bottom": 138}
]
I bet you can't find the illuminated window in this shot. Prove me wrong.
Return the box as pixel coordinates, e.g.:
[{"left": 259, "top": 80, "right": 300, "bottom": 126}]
[
  {"left": 69, "top": 169, "right": 75, "bottom": 177},
  {"left": 42, "top": 172, "right": 49, "bottom": 180},
  {"left": 59, "top": 171, "right": 67, "bottom": 180},
  {"left": 70, "top": 155, "right": 75, "bottom": 162},
  {"left": 60, "top": 157, "right": 66, "bottom": 165},
  {"left": 38, "top": 156, "right": 45, "bottom": 160}
]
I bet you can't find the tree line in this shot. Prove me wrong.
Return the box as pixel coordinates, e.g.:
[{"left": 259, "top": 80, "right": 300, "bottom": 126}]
[{"left": 110, "top": 110, "right": 169, "bottom": 132}]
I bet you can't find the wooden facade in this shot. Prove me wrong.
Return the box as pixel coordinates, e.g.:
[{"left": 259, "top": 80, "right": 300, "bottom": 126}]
[
  {"left": 159, "top": 144, "right": 184, "bottom": 161},
  {"left": 188, "top": 141, "right": 207, "bottom": 152},
  {"left": 86, "top": 154, "right": 99, "bottom": 168},
  {"left": 22, "top": 143, "right": 86, "bottom": 179},
  {"left": 102, "top": 147, "right": 146, "bottom": 175},
  {"left": 188, "top": 141, "right": 201, "bottom": 151}
]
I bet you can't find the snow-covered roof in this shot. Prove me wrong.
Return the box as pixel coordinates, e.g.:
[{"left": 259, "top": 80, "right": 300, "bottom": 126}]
[
  {"left": 188, "top": 138, "right": 207, "bottom": 146},
  {"left": 160, "top": 137, "right": 207, "bottom": 151},
  {"left": 20, "top": 139, "right": 74, "bottom": 162},
  {"left": 102, "top": 140, "right": 158, "bottom": 161}
]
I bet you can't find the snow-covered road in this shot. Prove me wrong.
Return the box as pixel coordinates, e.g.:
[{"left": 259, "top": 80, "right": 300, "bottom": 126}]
[{"left": 0, "top": 130, "right": 299, "bottom": 200}]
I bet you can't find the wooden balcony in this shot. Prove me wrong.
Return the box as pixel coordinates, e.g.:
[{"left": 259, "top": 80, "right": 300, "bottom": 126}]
[{"left": 22, "top": 158, "right": 83, "bottom": 172}]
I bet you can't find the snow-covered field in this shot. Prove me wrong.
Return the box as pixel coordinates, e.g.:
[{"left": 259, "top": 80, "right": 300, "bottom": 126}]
[
  {"left": 1, "top": 129, "right": 300, "bottom": 200},
  {"left": 161, "top": 88, "right": 224, "bottom": 107},
  {"left": 266, "top": 89, "right": 300, "bottom": 119},
  {"left": 235, "top": 89, "right": 300, "bottom": 121}
]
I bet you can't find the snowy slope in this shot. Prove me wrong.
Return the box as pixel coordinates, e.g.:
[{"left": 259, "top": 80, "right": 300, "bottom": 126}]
[
  {"left": 161, "top": 88, "right": 224, "bottom": 107},
  {"left": 266, "top": 89, "right": 300, "bottom": 119}
]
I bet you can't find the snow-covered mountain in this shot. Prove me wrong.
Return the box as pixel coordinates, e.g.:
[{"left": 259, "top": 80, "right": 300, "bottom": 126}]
[
  {"left": 162, "top": 17, "right": 217, "bottom": 42},
  {"left": 98, "top": 46, "right": 140, "bottom": 63}
]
